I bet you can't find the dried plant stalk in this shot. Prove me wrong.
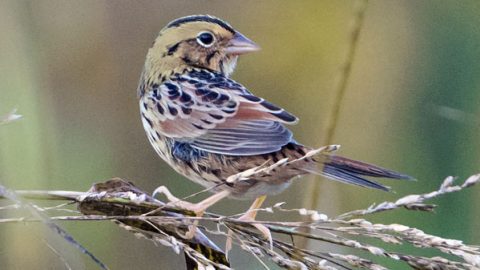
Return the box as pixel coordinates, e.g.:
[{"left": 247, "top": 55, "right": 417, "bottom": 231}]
[{"left": 1, "top": 172, "right": 479, "bottom": 270}]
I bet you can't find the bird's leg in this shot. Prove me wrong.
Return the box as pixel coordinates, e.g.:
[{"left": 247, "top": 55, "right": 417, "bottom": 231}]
[
  {"left": 153, "top": 186, "right": 231, "bottom": 238},
  {"left": 226, "top": 195, "right": 272, "bottom": 254},
  {"left": 239, "top": 195, "right": 267, "bottom": 221},
  {"left": 237, "top": 195, "right": 271, "bottom": 243},
  {"left": 187, "top": 189, "right": 232, "bottom": 216}
]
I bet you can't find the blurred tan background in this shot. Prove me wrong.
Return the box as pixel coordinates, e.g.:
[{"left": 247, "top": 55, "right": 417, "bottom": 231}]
[{"left": 1, "top": 1, "right": 479, "bottom": 269}]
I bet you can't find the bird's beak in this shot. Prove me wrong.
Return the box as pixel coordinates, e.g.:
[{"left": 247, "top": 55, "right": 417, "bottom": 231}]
[{"left": 225, "top": 32, "right": 260, "bottom": 55}]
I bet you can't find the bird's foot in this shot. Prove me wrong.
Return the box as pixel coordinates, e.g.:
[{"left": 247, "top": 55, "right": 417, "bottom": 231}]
[
  {"left": 226, "top": 195, "right": 272, "bottom": 255},
  {"left": 152, "top": 186, "right": 198, "bottom": 214},
  {"left": 153, "top": 186, "right": 231, "bottom": 238}
]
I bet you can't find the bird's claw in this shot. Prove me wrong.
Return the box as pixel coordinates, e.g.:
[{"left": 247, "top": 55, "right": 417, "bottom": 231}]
[{"left": 152, "top": 186, "right": 204, "bottom": 216}]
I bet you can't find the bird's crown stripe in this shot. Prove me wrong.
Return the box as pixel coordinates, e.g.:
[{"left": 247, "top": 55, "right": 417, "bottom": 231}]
[{"left": 166, "top": 15, "right": 235, "bottom": 34}]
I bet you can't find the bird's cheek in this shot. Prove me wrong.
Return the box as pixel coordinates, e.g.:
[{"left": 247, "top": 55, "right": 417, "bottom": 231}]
[{"left": 221, "top": 56, "right": 238, "bottom": 76}]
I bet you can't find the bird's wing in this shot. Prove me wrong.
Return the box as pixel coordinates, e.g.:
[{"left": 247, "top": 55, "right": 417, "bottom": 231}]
[
  {"left": 191, "top": 120, "right": 293, "bottom": 155},
  {"left": 140, "top": 70, "right": 298, "bottom": 155}
]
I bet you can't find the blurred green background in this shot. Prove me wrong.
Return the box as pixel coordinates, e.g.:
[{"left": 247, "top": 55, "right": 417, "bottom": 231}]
[{"left": 1, "top": 1, "right": 479, "bottom": 269}]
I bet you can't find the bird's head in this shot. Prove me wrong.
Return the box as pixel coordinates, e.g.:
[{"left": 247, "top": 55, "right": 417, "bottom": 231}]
[{"left": 144, "top": 15, "right": 260, "bottom": 80}]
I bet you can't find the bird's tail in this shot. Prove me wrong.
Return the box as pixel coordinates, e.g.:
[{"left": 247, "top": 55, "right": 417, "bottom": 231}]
[{"left": 303, "top": 154, "right": 414, "bottom": 191}]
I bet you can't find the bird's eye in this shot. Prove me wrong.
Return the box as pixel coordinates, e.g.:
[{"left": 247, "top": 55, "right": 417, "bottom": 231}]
[{"left": 196, "top": 31, "right": 215, "bottom": 47}]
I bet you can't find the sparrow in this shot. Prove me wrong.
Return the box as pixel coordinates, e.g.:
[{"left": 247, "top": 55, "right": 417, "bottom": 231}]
[{"left": 137, "top": 15, "right": 412, "bottom": 239}]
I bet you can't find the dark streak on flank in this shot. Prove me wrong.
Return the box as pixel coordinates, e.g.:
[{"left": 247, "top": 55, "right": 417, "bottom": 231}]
[
  {"left": 166, "top": 15, "right": 235, "bottom": 34},
  {"left": 211, "top": 169, "right": 221, "bottom": 177},
  {"left": 184, "top": 160, "right": 197, "bottom": 173},
  {"left": 142, "top": 113, "right": 153, "bottom": 128},
  {"left": 198, "top": 164, "right": 208, "bottom": 173},
  {"left": 296, "top": 147, "right": 306, "bottom": 156}
]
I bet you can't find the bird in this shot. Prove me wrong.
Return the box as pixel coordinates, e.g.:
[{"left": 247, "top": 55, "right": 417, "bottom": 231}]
[{"left": 137, "top": 14, "right": 412, "bottom": 240}]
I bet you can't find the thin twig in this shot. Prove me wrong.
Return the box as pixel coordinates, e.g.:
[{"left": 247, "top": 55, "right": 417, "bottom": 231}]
[
  {"left": 44, "top": 240, "right": 73, "bottom": 270},
  {"left": 0, "top": 186, "right": 108, "bottom": 270},
  {"left": 337, "top": 174, "right": 480, "bottom": 219}
]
